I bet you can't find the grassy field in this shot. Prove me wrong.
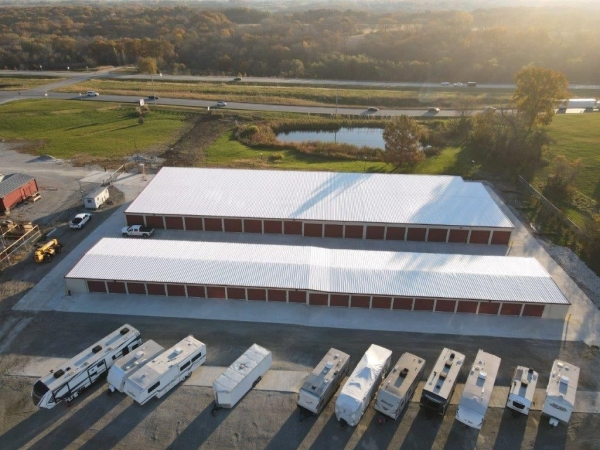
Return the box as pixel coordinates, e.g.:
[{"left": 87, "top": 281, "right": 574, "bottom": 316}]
[
  {"left": 0, "top": 99, "right": 189, "bottom": 161},
  {"left": 0, "top": 76, "right": 65, "bottom": 90},
  {"left": 205, "top": 130, "right": 472, "bottom": 176}
]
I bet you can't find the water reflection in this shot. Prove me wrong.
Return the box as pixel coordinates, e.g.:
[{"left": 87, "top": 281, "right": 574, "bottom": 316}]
[{"left": 277, "top": 128, "right": 385, "bottom": 149}]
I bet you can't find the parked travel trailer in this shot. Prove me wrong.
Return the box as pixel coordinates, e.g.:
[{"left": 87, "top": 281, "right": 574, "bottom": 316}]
[
  {"left": 335, "top": 344, "right": 392, "bottom": 427},
  {"left": 213, "top": 344, "right": 272, "bottom": 412},
  {"left": 456, "top": 350, "right": 501, "bottom": 429},
  {"left": 297, "top": 348, "right": 350, "bottom": 416},
  {"left": 420, "top": 348, "right": 465, "bottom": 417},
  {"left": 123, "top": 335, "right": 206, "bottom": 405},
  {"left": 542, "top": 359, "right": 580, "bottom": 426},
  {"left": 374, "top": 352, "right": 425, "bottom": 420},
  {"left": 506, "top": 366, "right": 538, "bottom": 416},
  {"left": 32, "top": 325, "right": 142, "bottom": 409},
  {"left": 107, "top": 340, "right": 165, "bottom": 393}
]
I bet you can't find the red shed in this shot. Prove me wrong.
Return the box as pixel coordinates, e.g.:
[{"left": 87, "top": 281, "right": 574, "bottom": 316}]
[{"left": 0, "top": 173, "right": 39, "bottom": 213}]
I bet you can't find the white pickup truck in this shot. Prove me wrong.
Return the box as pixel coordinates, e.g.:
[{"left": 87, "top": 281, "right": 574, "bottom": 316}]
[{"left": 121, "top": 225, "right": 154, "bottom": 238}]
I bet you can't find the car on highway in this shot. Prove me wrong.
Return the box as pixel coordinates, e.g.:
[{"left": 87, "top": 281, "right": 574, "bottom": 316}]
[
  {"left": 453, "top": 82, "right": 464, "bottom": 87},
  {"left": 484, "top": 106, "right": 497, "bottom": 112},
  {"left": 86, "top": 91, "right": 99, "bottom": 96},
  {"left": 69, "top": 213, "right": 92, "bottom": 229},
  {"left": 440, "top": 82, "right": 450, "bottom": 86},
  {"left": 428, "top": 107, "right": 440, "bottom": 113},
  {"left": 216, "top": 101, "right": 227, "bottom": 107},
  {"left": 367, "top": 107, "right": 379, "bottom": 112},
  {"left": 148, "top": 95, "right": 160, "bottom": 100},
  {"left": 233, "top": 77, "right": 242, "bottom": 81}
]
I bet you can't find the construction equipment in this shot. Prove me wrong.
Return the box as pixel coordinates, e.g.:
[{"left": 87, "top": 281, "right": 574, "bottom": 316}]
[{"left": 33, "top": 239, "right": 62, "bottom": 263}]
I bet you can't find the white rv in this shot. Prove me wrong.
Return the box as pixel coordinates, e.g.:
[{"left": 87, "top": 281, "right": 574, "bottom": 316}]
[
  {"left": 374, "top": 352, "right": 425, "bottom": 420},
  {"left": 542, "top": 359, "right": 580, "bottom": 426},
  {"left": 297, "top": 348, "right": 350, "bottom": 416},
  {"left": 456, "top": 350, "right": 501, "bottom": 429},
  {"left": 335, "top": 344, "right": 392, "bottom": 427},
  {"left": 107, "top": 340, "right": 165, "bottom": 393},
  {"left": 213, "top": 344, "right": 271, "bottom": 412},
  {"left": 420, "top": 348, "right": 465, "bottom": 417},
  {"left": 123, "top": 335, "right": 206, "bottom": 405},
  {"left": 32, "top": 325, "right": 142, "bottom": 409},
  {"left": 506, "top": 366, "right": 538, "bottom": 416}
]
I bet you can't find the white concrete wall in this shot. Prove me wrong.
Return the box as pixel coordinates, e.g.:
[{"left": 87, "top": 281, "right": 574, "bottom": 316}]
[
  {"left": 65, "top": 278, "right": 88, "bottom": 295},
  {"left": 543, "top": 304, "right": 570, "bottom": 320}
]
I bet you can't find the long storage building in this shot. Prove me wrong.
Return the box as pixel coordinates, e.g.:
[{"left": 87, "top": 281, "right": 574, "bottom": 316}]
[
  {"left": 124, "top": 168, "right": 514, "bottom": 245},
  {"left": 65, "top": 239, "right": 569, "bottom": 319}
]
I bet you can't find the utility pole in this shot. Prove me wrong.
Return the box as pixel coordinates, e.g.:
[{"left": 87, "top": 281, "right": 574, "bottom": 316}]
[{"left": 335, "top": 86, "right": 338, "bottom": 116}]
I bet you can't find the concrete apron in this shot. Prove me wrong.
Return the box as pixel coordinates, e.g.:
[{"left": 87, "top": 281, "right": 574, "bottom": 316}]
[{"left": 10, "top": 358, "right": 600, "bottom": 414}]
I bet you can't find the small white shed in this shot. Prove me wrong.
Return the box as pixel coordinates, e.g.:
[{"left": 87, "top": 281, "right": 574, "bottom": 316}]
[{"left": 84, "top": 186, "right": 109, "bottom": 210}]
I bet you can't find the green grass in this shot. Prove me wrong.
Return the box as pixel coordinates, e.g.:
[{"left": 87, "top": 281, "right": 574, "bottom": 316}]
[
  {"left": 0, "top": 76, "right": 65, "bottom": 90},
  {"left": 0, "top": 99, "right": 189, "bottom": 159},
  {"left": 206, "top": 130, "right": 471, "bottom": 176},
  {"left": 538, "top": 113, "right": 600, "bottom": 202}
]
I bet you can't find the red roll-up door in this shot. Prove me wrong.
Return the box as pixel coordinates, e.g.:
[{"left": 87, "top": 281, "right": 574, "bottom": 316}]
[
  {"left": 522, "top": 304, "right": 545, "bottom": 317},
  {"left": 351, "top": 295, "right": 370, "bottom": 308},
  {"left": 164, "top": 216, "right": 184, "bottom": 230},
  {"left": 345, "top": 225, "right": 363, "bottom": 239},
  {"left": 427, "top": 228, "right": 448, "bottom": 242},
  {"left": 227, "top": 287, "right": 246, "bottom": 300},
  {"left": 206, "top": 286, "right": 226, "bottom": 299},
  {"left": 87, "top": 280, "right": 107, "bottom": 293},
  {"left": 414, "top": 298, "right": 434, "bottom": 311},
  {"left": 268, "top": 289, "right": 287, "bottom": 302},
  {"left": 448, "top": 229, "right": 469, "bottom": 243},
  {"left": 204, "top": 218, "right": 223, "bottom": 232},
  {"left": 224, "top": 219, "right": 243, "bottom": 232},
  {"left": 167, "top": 284, "right": 186, "bottom": 296},
  {"left": 491, "top": 231, "right": 511, "bottom": 245},
  {"left": 309, "top": 293, "right": 328, "bottom": 306},
  {"left": 372, "top": 296, "right": 392, "bottom": 309},
  {"left": 456, "top": 301, "right": 478, "bottom": 313},
  {"left": 386, "top": 227, "right": 406, "bottom": 240},
  {"left": 264, "top": 220, "right": 283, "bottom": 234},
  {"left": 127, "top": 282, "right": 146, "bottom": 295},
  {"left": 330, "top": 294, "right": 349, "bottom": 307},
  {"left": 500, "top": 303, "right": 522, "bottom": 316},
  {"left": 324, "top": 224, "right": 343, "bottom": 238},
  {"left": 304, "top": 223, "right": 323, "bottom": 237},
  {"left": 147, "top": 283, "right": 166, "bottom": 296},
  {"left": 107, "top": 281, "right": 126, "bottom": 294},
  {"left": 284, "top": 221, "right": 302, "bottom": 235},
  {"left": 146, "top": 216, "right": 164, "bottom": 229},
  {"left": 366, "top": 226, "right": 385, "bottom": 240},
  {"left": 469, "top": 230, "right": 491, "bottom": 244},
  {"left": 247, "top": 289, "right": 266, "bottom": 301},
  {"left": 407, "top": 228, "right": 427, "bottom": 241},
  {"left": 126, "top": 215, "right": 145, "bottom": 226},
  {"left": 184, "top": 217, "right": 203, "bottom": 231},
  {"left": 244, "top": 220, "right": 262, "bottom": 233},
  {"left": 289, "top": 290, "right": 306, "bottom": 303},
  {"left": 187, "top": 285, "right": 206, "bottom": 298},
  {"left": 478, "top": 302, "right": 500, "bottom": 315},
  {"left": 393, "top": 297, "right": 413, "bottom": 310},
  {"left": 435, "top": 299, "right": 456, "bottom": 312}
]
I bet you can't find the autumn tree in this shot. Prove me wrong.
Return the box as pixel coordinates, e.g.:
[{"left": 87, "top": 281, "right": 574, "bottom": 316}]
[
  {"left": 137, "top": 56, "right": 158, "bottom": 74},
  {"left": 513, "top": 67, "right": 569, "bottom": 130},
  {"left": 382, "top": 115, "right": 424, "bottom": 169},
  {"left": 543, "top": 155, "right": 583, "bottom": 200}
]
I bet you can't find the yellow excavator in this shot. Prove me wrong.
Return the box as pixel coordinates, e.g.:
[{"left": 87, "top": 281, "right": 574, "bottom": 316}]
[{"left": 33, "top": 239, "right": 62, "bottom": 263}]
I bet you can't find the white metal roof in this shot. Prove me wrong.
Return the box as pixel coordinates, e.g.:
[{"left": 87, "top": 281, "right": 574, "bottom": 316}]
[
  {"left": 423, "top": 348, "right": 465, "bottom": 401},
  {"left": 378, "top": 353, "right": 425, "bottom": 400},
  {"left": 124, "top": 168, "right": 513, "bottom": 228},
  {"left": 545, "top": 360, "right": 580, "bottom": 406},
  {"left": 66, "top": 238, "right": 569, "bottom": 305},
  {"left": 458, "top": 350, "right": 501, "bottom": 418},
  {"left": 213, "top": 344, "right": 271, "bottom": 394}
]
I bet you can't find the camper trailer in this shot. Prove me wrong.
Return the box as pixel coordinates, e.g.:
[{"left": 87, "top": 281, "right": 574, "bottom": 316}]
[
  {"left": 456, "top": 350, "right": 501, "bottom": 429},
  {"left": 542, "top": 360, "right": 580, "bottom": 426},
  {"left": 32, "top": 325, "right": 142, "bottom": 409},
  {"left": 213, "top": 344, "right": 272, "bottom": 412},
  {"left": 123, "top": 335, "right": 206, "bottom": 405},
  {"left": 506, "top": 366, "right": 538, "bottom": 416},
  {"left": 107, "top": 340, "right": 165, "bottom": 393},
  {"left": 420, "top": 348, "right": 465, "bottom": 417},
  {"left": 374, "top": 352, "right": 425, "bottom": 420},
  {"left": 84, "top": 186, "right": 109, "bottom": 210},
  {"left": 297, "top": 348, "right": 350, "bottom": 416},
  {"left": 335, "top": 344, "right": 392, "bottom": 427}
]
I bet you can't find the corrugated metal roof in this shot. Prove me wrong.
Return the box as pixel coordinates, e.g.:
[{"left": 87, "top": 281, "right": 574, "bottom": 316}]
[
  {"left": 124, "top": 168, "right": 513, "bottom": 228},
  {"left": 0, "top": 173, "right": 35, "bottom": 198},
  {"left": 66, "top": 238, "right": 569, "bottom": 305}
]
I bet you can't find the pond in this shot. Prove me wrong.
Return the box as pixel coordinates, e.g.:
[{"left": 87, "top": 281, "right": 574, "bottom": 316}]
[{"left": 277, "top": 127, "right": 385, "bottom": 150}]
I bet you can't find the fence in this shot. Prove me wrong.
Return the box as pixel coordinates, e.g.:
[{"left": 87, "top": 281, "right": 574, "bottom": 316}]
[
  {"left": 516, "top": 176, "right": 586, "bottom": 238},
  {"left": 0, "top": 225, "right": 42, "bottom": 269}
]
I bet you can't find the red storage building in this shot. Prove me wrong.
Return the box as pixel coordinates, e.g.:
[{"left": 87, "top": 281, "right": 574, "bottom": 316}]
[
  {"left": 0, "top": 173, "right": 38, "bottom": 213},
  {"left": 124, "top": 168, "right": 514, "bottom": 246},
  {"left": 65, "top": 239, "right": 569, "bottom": 320}
]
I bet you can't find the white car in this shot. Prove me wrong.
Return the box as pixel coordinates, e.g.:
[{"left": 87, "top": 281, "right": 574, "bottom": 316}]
[
  {"left": 440, "top": 82, "right": 450, "bottom": 86},
  {"left": 87, "top": 91, "right": 99, "bottom": 97},
  {"left": 69, "top": 213, "right": 92, "bottom": 229},
  {"left": 428, "top": 107, "right": 440, "bottom": 113},
  {"left": 453, "top": 82, "right": 464, "bottom": 87},
  {"left": 216, "top": 101, "right": 227, "bottom": 107}
]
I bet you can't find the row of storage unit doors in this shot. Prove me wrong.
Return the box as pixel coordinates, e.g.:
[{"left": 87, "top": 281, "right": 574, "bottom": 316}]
[
  {"left": 125, "top": 214, "right": 512, "bottom": 245},
  {"left": 85, "top": 280, "right": 545, "bottom": 317}
]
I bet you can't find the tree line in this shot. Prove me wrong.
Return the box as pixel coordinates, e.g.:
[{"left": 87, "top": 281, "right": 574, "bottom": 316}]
[{"left": 1, "top": 5, "right": 599, "bottom": 83}]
